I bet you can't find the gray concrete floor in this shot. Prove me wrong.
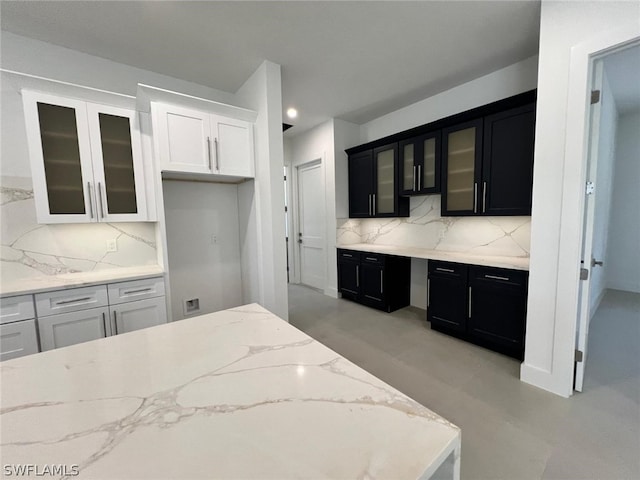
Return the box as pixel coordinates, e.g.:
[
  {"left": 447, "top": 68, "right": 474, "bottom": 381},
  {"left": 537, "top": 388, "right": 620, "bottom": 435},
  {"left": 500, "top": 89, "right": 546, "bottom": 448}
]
[{"left": 288, "top": 285, "right": 640, "bottom": 480}]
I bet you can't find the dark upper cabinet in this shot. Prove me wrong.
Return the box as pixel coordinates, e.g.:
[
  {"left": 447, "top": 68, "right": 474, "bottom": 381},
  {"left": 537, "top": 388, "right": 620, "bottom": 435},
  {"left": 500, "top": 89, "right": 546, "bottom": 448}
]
[
  {"left": 482, "top": 104, "right": 535, "bottom": 215},
  {"left": 399, "top": 131, "right": 441, "bottom": 196},
  {"left": 441, "top": 119, "right": 484, "bottom": 216},
  {"left": 348, "top": 143, "right": 409, "bottom": 218}
]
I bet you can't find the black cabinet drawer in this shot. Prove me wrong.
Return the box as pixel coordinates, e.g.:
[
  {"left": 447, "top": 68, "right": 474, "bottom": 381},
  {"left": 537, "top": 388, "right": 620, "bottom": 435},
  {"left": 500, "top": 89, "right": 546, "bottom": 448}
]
[
  {"left": 361, "top": 253, "right": 385, "bottom": 266},
  {"left": 338, "top": 249, "right": 361, "bottom": 262},
  {"left": 428, "top": 260, "right": 466, "bottom": 278},
  {"left": 469, "top": 266, "right": 528, "bottom": 288}
]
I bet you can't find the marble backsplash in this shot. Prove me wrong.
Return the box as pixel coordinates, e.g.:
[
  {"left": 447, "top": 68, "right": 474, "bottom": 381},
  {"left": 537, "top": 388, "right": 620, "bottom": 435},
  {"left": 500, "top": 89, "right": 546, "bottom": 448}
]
[
  {"left": 1, "top": 176, "right": 158, "bottom": 284},
  {"left": 337, "top": 195, "right": 530, "bottom": 257}
]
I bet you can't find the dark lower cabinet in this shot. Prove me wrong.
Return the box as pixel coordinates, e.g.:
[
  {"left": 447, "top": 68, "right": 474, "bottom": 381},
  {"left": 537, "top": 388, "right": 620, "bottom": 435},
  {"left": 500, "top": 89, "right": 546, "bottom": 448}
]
[
  {"left": 337, "top": 249, "right": 410, "bottom": 313},
  {"left": 428, "top": 260, "right": 528, "bottom": 360}
]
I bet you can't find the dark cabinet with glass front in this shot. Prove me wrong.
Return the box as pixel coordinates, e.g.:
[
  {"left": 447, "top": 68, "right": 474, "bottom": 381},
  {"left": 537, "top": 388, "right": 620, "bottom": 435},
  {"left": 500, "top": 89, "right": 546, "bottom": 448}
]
[
  {"left": 399, "top": 131, "right": 441, "bottom": 196},
  {"left": 23, "top": 91, "right": 149, "bottom": 224},
  {"left": 347, "top": 143, "right": 409, "bottom": 218}
]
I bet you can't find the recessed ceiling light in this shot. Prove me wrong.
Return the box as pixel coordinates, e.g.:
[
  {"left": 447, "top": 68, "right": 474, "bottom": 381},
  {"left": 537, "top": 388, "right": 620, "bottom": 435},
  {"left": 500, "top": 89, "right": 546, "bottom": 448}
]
[{"left": 286, "top": 108, "right": 298, "bottom": 119}]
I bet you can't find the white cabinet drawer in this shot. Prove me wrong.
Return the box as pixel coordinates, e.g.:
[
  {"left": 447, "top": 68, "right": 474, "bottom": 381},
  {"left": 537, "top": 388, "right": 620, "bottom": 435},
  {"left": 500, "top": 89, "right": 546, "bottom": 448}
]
[
  {"left": 0, "top": 319, "right": 39, "bottom": 361},
  {"left": 0, "top": 295, "right": 35, "bottom": 325},
  {"left": 108, "top": 277, "right": 165, "bottom": 305},
  {"left": 36, "top": 285, "right": 108, "bottom": 317}
]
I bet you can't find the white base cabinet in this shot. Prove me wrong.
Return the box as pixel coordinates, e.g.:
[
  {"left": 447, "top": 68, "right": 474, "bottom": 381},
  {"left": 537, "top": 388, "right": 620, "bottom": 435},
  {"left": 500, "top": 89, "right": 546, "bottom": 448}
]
[
  {"left": 39, "top": 307, "right": 110, "bottom": 351},
  {"left": 112, "top": 297, "right": 167, "bottom": 335},
  {"left": 0, "top": 320, "right": 39, "bottom": 361}
]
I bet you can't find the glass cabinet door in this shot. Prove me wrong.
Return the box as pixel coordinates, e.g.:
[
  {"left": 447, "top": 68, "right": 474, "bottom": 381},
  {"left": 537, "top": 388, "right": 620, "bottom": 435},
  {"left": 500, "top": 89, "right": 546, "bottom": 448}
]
[
  {"left": 374, "top": 144, "right": 397, "bottom": 215},
  {"left": 422, "top": 136, "right": 437, "bottom": 191},
  {"left": 37, "top": 102, "right": 87, "bottom": 215},
  {"left": 401, "top": 142, "right": 415, "bottom": 193},
  {"left": 443, "top": 120, "right": 482, "bottom": 214}
]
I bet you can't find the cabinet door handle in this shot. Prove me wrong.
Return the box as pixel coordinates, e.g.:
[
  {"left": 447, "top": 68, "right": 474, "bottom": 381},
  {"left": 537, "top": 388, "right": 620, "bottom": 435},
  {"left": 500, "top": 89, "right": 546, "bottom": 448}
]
[
  {"left": 342, "top": 253, "right": 352, "bottom": 258},
  {"left": 427, "top": 278, "right": 430, "bottom": 307},
  {"left": 356, "top": 265, "right": 359, "bottom": 287},
  {"left": 418, "top": 164, "right": 422, "bottom": 191},
  {"left": 55, "top": 296, "right": 92, "bottom": 306},
  {"left": 365, "top": 257, "right": 377, "bottom": 261},
  {"left": 482, "top": 181, "right": 487, "bottom": 213},
  {"left": 207, "top": 137, "right": 212, "bottom": 171},
  {"left": 113, "top": 311, "right": 119, "bottom": 335},
  {"left": 473, "top": 183, "right": 478, "bottom": 213},
  {"left": 97, "top": 182, "right": 105, "bottom": 218},
  {"left": 123, "top": 288, "right": 152, "bottom": 296},
  {"left": 373, "top": 194, "right": 376, "bottom": 214},
  {"left": 102, "top": 312, "right": 107, "bottom": 336},
  {"left": 413, "top": 165, "right": 417, "bottom": 191},
  {"left": 87, "top": 182, "right": 94, "bottom": 219},
  {"left": 468, "top": 287, "right": 472, "bottom": 318},
  {"left": 214, "top": 138, "right": 219, "bottom": 171},
  {"left": 484, "top": 274, "right": 510, "bottom": 281},
  {"left": 380, "top": 270, "right": 384, "bottom": 293},
  {"left": 435, "top": 267, "right": 455, "bottom": 273}
]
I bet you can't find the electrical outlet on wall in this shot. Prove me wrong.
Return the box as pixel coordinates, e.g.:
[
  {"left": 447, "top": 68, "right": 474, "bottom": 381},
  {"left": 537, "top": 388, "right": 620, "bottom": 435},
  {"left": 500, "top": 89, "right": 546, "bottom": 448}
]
[
  {"left": 211, "top": 235, "right": 218, "bottom": 245},
  {"left": 106, "top": 239, "right": 118, "bottom": 252}
]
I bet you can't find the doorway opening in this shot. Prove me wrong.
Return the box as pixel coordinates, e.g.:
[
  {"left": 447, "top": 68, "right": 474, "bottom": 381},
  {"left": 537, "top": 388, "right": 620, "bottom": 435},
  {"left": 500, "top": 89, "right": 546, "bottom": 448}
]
[{"left": 574, "top": 41, "right": 640, "bottom": 392}]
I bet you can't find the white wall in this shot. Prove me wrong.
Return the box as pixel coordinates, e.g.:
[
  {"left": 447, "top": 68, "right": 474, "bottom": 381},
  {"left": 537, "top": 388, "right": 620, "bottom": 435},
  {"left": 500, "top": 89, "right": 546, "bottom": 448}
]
[
  {"left": 522, "top": 1, "right": 639, "bottom": 397},
  {"left": 236, "top": 61, "right": 288, "bottom": 320},
  {"left": 589, "top": 72, "right": 618, "bottom": 313},
  {"left": 162, "top": 180, "right": 243, "bottom": 321},
  {"left": 607, "top": 111, "right": 640, "bottom": 293}
]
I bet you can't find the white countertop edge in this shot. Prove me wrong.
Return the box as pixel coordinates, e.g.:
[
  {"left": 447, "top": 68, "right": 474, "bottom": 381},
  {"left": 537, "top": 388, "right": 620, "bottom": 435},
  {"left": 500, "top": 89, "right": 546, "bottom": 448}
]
[
  {"left": 338, "top": 243, "right": 529, "bottom": 271},
  {"left": 0, "top": 265, "right": 166, "bottom": 298}
]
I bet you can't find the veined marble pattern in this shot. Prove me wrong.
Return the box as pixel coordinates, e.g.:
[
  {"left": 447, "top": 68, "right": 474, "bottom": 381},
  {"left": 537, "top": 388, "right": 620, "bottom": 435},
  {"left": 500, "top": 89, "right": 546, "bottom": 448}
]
[
  {"left": 0, "top": 176, "right": 158, "bottom": 284},
  {"left": 0, "top": 304, "right": 461, "bottom": 479},
  {"left": 346, "top": 196, "right": 530, "bottom": 257},
  {"left": 336, "top": 217, "right": 361, "bottom": 245}
]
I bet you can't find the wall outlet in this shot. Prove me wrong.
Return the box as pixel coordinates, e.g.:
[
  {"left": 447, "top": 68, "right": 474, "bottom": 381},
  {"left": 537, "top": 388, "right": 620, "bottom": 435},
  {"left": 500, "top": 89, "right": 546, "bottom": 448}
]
[
  {"left": 106, "top": 239, "right": 118, "bottom": 252},
  {"left": 211, "top": 234, "right": 218, "bottom": 244},
  {"left": 183, "top": 298, "right": 200, "bottom": 316}
]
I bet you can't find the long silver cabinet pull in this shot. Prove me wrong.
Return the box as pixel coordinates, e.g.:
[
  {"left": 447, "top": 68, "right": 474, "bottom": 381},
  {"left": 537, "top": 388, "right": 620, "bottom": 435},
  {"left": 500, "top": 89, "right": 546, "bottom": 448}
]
[
  {"left": 207, "top": 137, "right": 212, "bottom": 171},
  {"left": 98, "top": 182, "right": 105, "bottom": 218},
  {"left": 473, "top": 183, "right": 478, "bottom": 213},
  {"left": 55, "top": 296, "right": 92, "bottom": 306},
  {"left": 365, "top": 257, "right": 377, "bottom": 261},
  {"left": 380, "top": 270, "right": 384, "bottom": 293},
  {"left": 413, "top": 165, "right": 417, "bottom": 191},
  {"left": 356, "top": 266, "right": 359, "bottom": 287},
  {"left": 123, "top": 288, "right": 152, "bottom": 296},
  {"left": 485, "top": 274, "right": 510, "bottom": 281},
  {"left": 436, "top": 267, "right": 455, "bottom": 273},
  {"left": 418, "top": 165, "right": 422, "bottom": 191},
  {"left": 342, "top": 253, "right": 352, "bottom": 258},
  {"left": 113, "top": 311, "right": 119, "bottom": 335},
  {"left": 427, "top": 278, "right": 430, "bottom": 307},
  {"left": 373, "top": 194, "right": 376, "bottom": 214},
  {"left": 482, "top": 181, "right": 487, "bottom": 213},
  {"left": 214, "top": 138, "right": 219, "bottom": 171},
  {"left": 87, "top": 182, "right": 94, "bottom": 219},
  {"left": 468, "top": 287, "right": 472, "bottom": 318},
  {"left": 102, "top": 312, "right": 107, "bottom": 336}
]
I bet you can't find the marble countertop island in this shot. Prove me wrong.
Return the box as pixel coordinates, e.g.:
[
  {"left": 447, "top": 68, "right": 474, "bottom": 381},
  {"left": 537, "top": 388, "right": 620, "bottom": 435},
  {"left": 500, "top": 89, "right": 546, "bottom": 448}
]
[
  {"left": 339, "top": 243, "right": 530, "bottom": 271},
  {"left": 1, "top": 304, "right": 460, "bottom": 479}
]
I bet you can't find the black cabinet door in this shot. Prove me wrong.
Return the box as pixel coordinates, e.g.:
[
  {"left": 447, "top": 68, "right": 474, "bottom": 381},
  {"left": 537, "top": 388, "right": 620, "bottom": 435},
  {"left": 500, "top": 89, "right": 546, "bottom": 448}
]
[
  {"left": 441, "top": 119, "right": 483, "bottom": 216},
  {"left": 482, "top": 104, "right": 535, "bottom": 215},
  {"left": 399, "top": 131, "right": 441, "bottom": 196},
  {"left": 428, "top": 265, "right": 468, "bottom": 334},
  {"left": 372, "top": 143, "right": 402, "bottom": 217},
  {"left": 338, "top": 260, "right": 360, "bottom": 298},
  {"left": 348, "top": 150, "right": 373, "bottom": 218},
  {"left": 360, "top": 263, "right": 385, "bottom": 310}
]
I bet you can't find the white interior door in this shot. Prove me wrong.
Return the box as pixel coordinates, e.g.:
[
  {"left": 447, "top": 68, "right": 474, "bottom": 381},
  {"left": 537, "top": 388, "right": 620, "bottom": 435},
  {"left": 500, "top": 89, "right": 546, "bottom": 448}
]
[
  {"left": 575, "top": 60, "right": 604, "bottom": 392},
  {"left": 297, "top": 161, "right": 325, "bottom": 290}
]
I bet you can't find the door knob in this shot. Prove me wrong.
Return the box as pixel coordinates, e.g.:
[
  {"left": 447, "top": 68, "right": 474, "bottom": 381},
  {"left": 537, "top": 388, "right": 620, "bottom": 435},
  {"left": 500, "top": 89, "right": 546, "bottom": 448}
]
[
  {"left": 298, "top": 239, "right": 303, "bottom": 244},
  {"left": 591, "top": 258, "right": 604, "bottom": 267}
]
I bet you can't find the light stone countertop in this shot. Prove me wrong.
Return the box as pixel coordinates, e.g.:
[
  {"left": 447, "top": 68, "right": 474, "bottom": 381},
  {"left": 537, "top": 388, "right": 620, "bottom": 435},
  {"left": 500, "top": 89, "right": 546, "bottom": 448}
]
[
  {"left": 0, "top": 303, "right": 461, "bottom": 480},
  {"left": 339, "top": 243, "right": 530, "bottom": 271},
  {"left": 0, "top": 265, "right": 165, "bottom": 298}
]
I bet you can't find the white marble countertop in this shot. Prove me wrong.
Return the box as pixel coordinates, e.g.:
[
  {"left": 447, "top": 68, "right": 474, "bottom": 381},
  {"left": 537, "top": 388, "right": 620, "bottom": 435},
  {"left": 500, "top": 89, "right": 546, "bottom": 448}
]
[
  {"left": 0, "top": 303, "right": 460, "bottom": 479},
  {"left": 339, "top": 243, "right": 530, "bottom": 271},
  {"left": 0, "top": 265, "right": 165, "bottom": 298}
]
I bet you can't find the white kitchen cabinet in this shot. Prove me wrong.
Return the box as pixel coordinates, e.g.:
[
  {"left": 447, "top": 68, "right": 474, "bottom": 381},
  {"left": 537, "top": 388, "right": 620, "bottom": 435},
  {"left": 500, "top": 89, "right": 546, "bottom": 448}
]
[
  {"left": 111, "top": 296, "right": 167, "bottom": 335},
  {"left": 0, "top": 319, "right": 40, "bottom": 361},
  {"left": 153, "top": 102, "right": 254, "bottom": 178},
  {"left": 22, "top": 91, "right": 151, "bottom": 223},
  {"left": 38, "top": 307, "right": 111, "bottom": 351}
]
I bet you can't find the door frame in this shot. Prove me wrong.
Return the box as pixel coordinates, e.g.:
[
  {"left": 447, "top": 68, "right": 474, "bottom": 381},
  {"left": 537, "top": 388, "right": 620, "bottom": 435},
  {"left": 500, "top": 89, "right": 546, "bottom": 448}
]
[
  {"left": 290, "top": 157, "right": 327, "bottom": 289},
  {"left": 550, "top": 25, "right": 640, "bottom": 396}
]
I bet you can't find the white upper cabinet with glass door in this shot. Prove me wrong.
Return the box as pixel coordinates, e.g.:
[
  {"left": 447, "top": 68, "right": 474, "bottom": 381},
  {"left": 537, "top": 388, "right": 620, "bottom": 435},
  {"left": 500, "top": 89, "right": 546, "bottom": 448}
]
[{"left": 22, "top": 91, "right": 150, "bottom": 224}]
